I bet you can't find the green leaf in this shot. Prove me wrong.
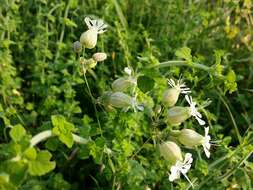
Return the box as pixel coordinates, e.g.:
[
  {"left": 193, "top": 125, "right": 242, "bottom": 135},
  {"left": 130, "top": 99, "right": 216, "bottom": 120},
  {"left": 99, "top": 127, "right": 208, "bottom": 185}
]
[
  {"left": 10, "top": 125, "right": 26, "bottom": 142},
  {"left": 28, "top": 150, "right": 56, "bottom": 176},
  {"left": 63, "top": 18, "right": 77, "bottom": 28},
  {"left": 175, "top": 47, "right": 192, "bottom": 63},
  {"left": 137, "top": 76, "right": 155, "bottom": 93},
  {"left": 224, "top": 70, "right": 237, "bottom": 94},
  {"left": 51, "top": 115, "right": 75, "bottom": 148},
  {"left": 24, "top": 147, "right": 37, "bottom": 160}
]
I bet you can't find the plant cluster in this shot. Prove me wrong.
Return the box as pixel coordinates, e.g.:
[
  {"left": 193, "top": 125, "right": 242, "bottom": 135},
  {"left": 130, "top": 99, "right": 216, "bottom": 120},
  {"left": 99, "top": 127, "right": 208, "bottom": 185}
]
[{"left": 0, "top": 0, "right": 252, "bottom": 190}]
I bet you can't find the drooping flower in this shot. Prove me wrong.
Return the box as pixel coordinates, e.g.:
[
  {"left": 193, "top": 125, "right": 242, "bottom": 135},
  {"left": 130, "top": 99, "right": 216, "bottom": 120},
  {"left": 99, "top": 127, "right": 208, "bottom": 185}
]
[
  {"left": 177, "top": 127, "right": 211, "bottom": 158},
  {"left": 185, "top": 95, "right": 206, "bottom": 125},
  {"left": 169, "top": 153, "right": 193, "bottom": 187},
  {"left": 80, "top": 17, "right": 107, "bottom": 49},
  {"left": 162, "top": 78, "right": 191, "bottom": 107}
]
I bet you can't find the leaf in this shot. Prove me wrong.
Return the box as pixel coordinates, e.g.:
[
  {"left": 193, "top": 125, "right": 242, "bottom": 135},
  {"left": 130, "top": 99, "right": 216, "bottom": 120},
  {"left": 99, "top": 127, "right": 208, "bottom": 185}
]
[
  {"left": 63, "top": 18, "right": 77, "bottom": 28},
  {"left": 51, "top": 115, "right": 75, "bottom": 148},
  {"left": 28, "top": 150, "right": 56, "bottom": 176},
  {"left": 24, "top": 147, "right": 37, "bottom": 160},
  {"left": 224, "top": 70, "right": 237, "bottom": 94},
  {"left": 10, "top": 125, "right": 26, "bottom": 142},
  {"left": 137, "top": 76, "right": 155, "bottom": 93},
  {"left": 175, "top": 47, "right": 192, "bottom": 63}
]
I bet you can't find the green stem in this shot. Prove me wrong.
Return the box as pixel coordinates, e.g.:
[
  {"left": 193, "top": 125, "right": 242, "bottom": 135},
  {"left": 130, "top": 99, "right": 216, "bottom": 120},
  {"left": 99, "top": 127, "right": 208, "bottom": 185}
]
[
  {"left": 82, "top": 64, "right": 103, "bottom": 136},
  {"left": 30, "top": 130, "right": 88, "bottom": 147},
  {"left": 147, "top": 60, "right": 224, "bottom": 78}
]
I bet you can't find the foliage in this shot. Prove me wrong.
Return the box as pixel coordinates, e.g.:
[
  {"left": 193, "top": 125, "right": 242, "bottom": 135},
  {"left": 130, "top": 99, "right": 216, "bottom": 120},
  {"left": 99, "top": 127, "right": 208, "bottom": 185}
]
[{"left": 0, "top": 0, "right": 252, "bottom": 189}]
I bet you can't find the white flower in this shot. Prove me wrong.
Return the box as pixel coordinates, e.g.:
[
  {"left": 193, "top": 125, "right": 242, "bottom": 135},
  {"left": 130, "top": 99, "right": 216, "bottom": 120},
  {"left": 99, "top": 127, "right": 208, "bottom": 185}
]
[
  {"left": 169, "top": 153, "right": 193, "bottom": 187},
  {"left": 185, "top": 95, "right": 206, "bottom": 125},
  {"left": 84, "top": 17, "right": 107, "bottom": 34},
  {"left": 202, "top": 126, "right": 211, "bottom": 158},
  {"left": 124, "top": 67, "right": 132, "bottom": 75},
  {"left": 168, "top": 78, "right": 191, "bottom": 94}
]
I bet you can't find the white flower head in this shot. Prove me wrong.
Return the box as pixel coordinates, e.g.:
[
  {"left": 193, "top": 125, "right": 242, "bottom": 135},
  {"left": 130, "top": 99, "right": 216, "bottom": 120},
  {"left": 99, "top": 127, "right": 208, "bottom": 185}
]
[
  {"left": 124, "top": 67, "right": 132, "bottom": 75},
  {"left": 168, "top": 78, "right": 191, "bottom": 94},
  {"left": 84, "top": 17, "right": 107, "bottom": 34},
  {"left": 169, "top": 153, "right": 193, "bottom": 187},
  {"left": 185, "top": 95, "right": 206, "bottom": 125},
  {"left": 202, "top": 126, "right": 211, "bottom": 158}
]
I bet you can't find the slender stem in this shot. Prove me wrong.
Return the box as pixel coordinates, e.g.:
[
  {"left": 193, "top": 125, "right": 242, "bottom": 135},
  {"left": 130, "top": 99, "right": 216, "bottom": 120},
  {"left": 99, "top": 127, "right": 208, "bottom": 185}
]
[
  {"left": 30, "top": 130, "right": 89, "bottom": 147},
  {"left": 82, "top": 64, "right": 103, "bottom": 136},
  {"left": 217, "top": 89, "right": 242, "bottom": 143},
  {"left": 148, "top": 60, "right": 223, "bottom": 78}
]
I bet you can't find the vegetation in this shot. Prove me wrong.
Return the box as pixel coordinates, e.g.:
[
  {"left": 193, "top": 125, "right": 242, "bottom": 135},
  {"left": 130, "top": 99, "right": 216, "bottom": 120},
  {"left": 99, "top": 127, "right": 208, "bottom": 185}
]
[{"left": 0, "top": 0, "right": 252, "bottom": 189}]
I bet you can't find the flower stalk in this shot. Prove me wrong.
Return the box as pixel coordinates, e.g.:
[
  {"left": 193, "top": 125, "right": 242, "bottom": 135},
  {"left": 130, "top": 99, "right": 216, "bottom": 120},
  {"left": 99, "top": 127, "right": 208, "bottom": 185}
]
[{"left": 30, "top": 130, "right": 89, "bottom": 147}]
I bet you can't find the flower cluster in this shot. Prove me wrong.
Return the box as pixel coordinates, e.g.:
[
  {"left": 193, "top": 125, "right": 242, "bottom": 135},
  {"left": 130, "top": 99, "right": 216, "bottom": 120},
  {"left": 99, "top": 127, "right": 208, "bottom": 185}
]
[
  {"left": 159, "top": 78, "right": 212, "bottom": 186},
  {"left": 73, "top": 17, "right": 108, "bottom": 72}
]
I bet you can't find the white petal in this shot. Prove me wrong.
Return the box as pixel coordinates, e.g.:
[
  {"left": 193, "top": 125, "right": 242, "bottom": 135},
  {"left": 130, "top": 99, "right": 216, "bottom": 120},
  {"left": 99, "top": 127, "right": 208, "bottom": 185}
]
[
  {"left": 185, "top": 95, "right": 191, "bottom": 105},
  {"left": 195, "top": 116, "right": 205, "bottom": 125},
  {"left": 205, "top": 126, "right": 209, "bottom": 137},
  {"left": 203, "top": 144, "right": 210, "bottom": 158},
  {"left": 124, "top": 67, "right": 132, "bottom": 75},
  {"left": 169, "top": 166, "right": 180, "bottom": 181},
  {"left": 84, "top": 17, "right": 93, "bottom": 29}
]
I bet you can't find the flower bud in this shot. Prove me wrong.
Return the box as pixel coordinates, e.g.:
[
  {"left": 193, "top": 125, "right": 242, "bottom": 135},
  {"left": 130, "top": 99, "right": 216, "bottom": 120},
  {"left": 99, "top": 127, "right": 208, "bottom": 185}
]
[
  {"left": 178, "top": 129, "right": 204, "bottom": 147},
  {"left": 166, "top": 107, "right": 191, "bottom": 126},
  {"left": 111, "top": 77, "right": 137, "bottom": 92},
  {"left": 92, "top": 52, "right": 107, "bottom": 62},
  {"left": 162, "top": 88, "right": 180, "bottom": 107},
  {"left": 80, "top": 28, "right": 98, "bottom": 49},
  {"left": 73, "top": 41, "right": 82, "bottom": 53},
  {"left": 159, "top": 141, "right": 183, "bottom": 164}
]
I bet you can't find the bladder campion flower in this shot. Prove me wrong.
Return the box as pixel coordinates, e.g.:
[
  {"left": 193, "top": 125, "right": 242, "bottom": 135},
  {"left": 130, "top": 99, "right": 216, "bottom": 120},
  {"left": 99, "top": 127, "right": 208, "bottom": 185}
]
[
  {"left": 169, "top": 153, "right": 193, "bottom": 187},
  {"left": 80, "top": 17, "right": 107, "bottom": 49},
  {"left": 162, "top": 78, "right": 191, "bottom": 107},
  {"left": 178, "top": 127, "right": 211, "bottom": 158}
]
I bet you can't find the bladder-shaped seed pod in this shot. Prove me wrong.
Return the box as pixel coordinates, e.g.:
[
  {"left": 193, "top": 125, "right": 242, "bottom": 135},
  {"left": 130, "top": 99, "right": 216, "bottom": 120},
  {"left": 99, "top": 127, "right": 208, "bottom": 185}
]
[
  {"left": 162, "top": 88, "right": 181, "bottom": 107},
  {"left": 80, "top": 17, "right": 107, "bottom": 49},
  {"left": 159, "top": 141, "right": 183, "bottom": 164},
  {"left": 111, "top": 77, "right": 137, "bottom": 92},
  {"left": 166, "top": 106, "right": 191, "bottom": 126},
  {"left": 178, "top": 129, "right": 204, "bottom": 147},
  {"left": 98, "top": 92, "right": 134, "bottom": 109},
  {"left": 162, "top": 78, "right": 191, "bottom": 107}
]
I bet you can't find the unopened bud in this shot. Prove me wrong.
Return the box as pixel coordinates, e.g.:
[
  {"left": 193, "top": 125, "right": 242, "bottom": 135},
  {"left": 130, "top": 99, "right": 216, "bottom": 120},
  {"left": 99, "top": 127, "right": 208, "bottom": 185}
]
[
  {"left": 166, "top": 106, "right": 191, "bottom": 126},
  {"left": 80, "top": 28, "right": 98, "bottom": 49},
  {"left": 159, "top": 141, "right": 183, "bottom": 164},
  {"left": 178, "top": 129, "right": 203, "bottom": 147},
  {"left": 111, "top": 77, "right": 137, "bottom": 92},
  {"left": 162, "top": 88, "right": 180, "bottom": 107},
  {"left": 73, "top": 41, "right": 82, "bottom": 53},
  {"left": 92, "top": 52, "right": 107, "bottom": 62}
]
